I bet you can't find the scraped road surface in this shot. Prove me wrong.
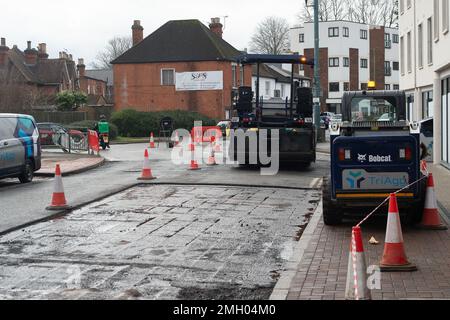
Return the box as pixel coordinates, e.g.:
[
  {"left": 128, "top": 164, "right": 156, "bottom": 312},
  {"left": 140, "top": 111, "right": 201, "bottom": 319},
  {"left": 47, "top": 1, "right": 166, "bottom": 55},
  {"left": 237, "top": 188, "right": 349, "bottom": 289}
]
[{"left": 0, "top": 184, "right": 320, "bottom": 300}]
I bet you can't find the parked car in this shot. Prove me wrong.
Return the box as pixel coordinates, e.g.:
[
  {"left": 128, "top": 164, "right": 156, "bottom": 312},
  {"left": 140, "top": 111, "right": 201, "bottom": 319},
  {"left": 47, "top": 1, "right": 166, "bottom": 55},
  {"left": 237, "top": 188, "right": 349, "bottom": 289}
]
[
  {"left": 420, "top": 117, "right": 433, "bottom": 162},
  {"left": 0, "top": 114, "right": 42, "bottom": 183},
  {"left": 320, "top": 112, "right": 335, "bottom": 129},
  {"left": 37, "top": 123, "right": 84, "bottom": 146}
]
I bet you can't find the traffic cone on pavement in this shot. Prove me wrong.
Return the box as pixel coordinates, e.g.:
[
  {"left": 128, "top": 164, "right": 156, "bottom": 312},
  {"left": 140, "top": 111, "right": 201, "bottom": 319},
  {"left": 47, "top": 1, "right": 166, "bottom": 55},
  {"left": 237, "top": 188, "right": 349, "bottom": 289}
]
[
  {"left": 345, "top": 226, "right": 371, "bottom": 300},
  {"left": 419, "top": 174, "right": 447, "bottom": 230},
  {"left": 149, "top": 133, "right": 156, "bottom": 149},
  {"left": 380, "top": 194, "right": 417, "bottom": 272},
  {"left": 46, "top": 164, "right": 70, "bottom": 211},
  {"left": 188, "top": 144, "right": 200, "bottom": 170},
  {"left": 138, "top": 149, "right": 156, "bottom": 180}
]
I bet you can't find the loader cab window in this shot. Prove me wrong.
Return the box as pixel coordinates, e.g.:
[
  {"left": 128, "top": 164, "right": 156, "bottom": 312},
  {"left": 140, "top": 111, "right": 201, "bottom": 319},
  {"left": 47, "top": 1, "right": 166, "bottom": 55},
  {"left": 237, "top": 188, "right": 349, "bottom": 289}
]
[{"left": 351, "top": 97, "right": 398, "bottom": 122}]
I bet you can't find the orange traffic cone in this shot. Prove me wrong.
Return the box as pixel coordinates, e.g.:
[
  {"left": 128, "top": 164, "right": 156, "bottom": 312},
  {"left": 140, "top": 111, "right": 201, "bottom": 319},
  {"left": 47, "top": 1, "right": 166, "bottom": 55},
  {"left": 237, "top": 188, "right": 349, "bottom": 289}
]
[
  {"left": 345, "top": 226, "right": 371, "bottom": 300},
  {"left": 46, "top": 164, "right": 71, "bottom": 211},
  {"left": 174, "top": 131, "right": 180, "bottom": 147},
  {"left": 213, "top": 139, "right": 222, "bottom": 153},
  {"left": 138, "top": 149, "right": 156, "bottom": 180},
  {"left": 420, "top": 160, "right": 428, "bottom": 174},
  {"left": 149, "top": 133, "right": 156, "bottom": 149},
  {"left": 419, "top": 174, "right": 447, "bottom": 230},
  {"left": 188, "top": 144, "right": 200, "bottom": 171},
  {"left": 380, "top": 194, "right": 417, "bottom": 272},
  {"left": 207, "top": 143, "right": 218, "bottom": 166}
]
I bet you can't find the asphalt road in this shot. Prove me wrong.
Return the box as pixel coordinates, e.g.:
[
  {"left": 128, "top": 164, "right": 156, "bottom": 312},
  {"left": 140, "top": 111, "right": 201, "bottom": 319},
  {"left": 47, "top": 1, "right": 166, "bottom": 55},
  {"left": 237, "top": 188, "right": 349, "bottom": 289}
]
[
  {"left": 0, "top": 142, "right": 329, "bottom": 300},
  {"left": 0, "top": 143, "right": 329, "bottom": 235}
]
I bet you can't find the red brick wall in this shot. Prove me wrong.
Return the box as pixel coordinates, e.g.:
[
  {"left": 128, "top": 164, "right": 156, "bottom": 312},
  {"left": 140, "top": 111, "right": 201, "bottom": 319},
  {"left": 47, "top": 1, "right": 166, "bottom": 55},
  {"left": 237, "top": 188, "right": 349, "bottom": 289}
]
[
  {"left": 349, "top": 48, "right": 359, "bottom": 91},
  {"left": 369, "top": 26, "right": 385, "bottom": 90},
  {"left": 113, "top": 61, "right": 251, "bottom": 120},
  {"left": 304, "top": 48, "right": 328, "bottom": 112}
]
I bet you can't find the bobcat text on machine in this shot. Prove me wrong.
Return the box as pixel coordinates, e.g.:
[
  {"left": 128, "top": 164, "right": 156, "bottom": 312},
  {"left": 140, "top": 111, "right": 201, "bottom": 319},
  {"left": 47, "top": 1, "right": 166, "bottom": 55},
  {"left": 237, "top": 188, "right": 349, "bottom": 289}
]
[
  {"left": 323, "top": 86, "right": 428, "bottom": 225},
  {"left": 229, "top": 54, "right": 316, "bottom": 167}
]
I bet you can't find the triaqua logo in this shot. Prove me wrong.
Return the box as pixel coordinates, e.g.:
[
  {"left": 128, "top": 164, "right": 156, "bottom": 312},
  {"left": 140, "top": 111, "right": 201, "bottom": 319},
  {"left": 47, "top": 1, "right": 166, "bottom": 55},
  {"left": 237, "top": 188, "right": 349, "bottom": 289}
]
[{"left": 346, "top": 171, "right": 366, "bottom": 189}]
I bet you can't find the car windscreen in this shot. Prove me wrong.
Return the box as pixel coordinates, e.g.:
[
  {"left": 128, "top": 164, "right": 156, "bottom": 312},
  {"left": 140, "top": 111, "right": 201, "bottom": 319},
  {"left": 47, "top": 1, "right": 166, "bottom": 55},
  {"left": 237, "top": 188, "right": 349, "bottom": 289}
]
[{"left": 350, "top": 96, "right": 398, "bottom": 122}]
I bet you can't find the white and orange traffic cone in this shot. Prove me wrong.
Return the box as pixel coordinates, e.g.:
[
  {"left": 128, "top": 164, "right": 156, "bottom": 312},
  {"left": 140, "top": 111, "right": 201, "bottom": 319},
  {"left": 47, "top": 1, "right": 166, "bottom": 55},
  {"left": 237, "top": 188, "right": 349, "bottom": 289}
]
[
  {"left": 138, "top": 149, "right": 156, "bottom": 180},
  {"left": 149, "top": 133, "right": 156, "bottom": 149},
  {"left": 419, "top": 173, "right": 447, "bottom": 230},
  {"left": 345, "top": 226, "right": 371, "bottom": 300},
  {"left": 188, "top": 143, "right": 200, "bottom": 171},
  {"left": 173, "top": 131, "right": 180, "bottom": 147},
  {"left": 380, "top": 194, "right": 417, "bottom": 272},
  {"left": 213, "top": 138, "right": 222, "bottom": 153},
  {"left": 420, "top": 160, "right": 428, "bottom": 175},
  {"left": 207, "top": 143, "right": 218, "bottom": 166},
  {"left": 46, "top": 164, "right": 71, "bottom": 211}
]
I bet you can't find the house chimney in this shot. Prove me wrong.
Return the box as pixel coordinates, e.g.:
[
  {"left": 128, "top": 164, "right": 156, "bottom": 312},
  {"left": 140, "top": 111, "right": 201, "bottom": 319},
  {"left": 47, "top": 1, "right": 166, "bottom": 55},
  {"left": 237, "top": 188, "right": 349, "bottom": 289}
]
[
  {"left": 132, "top": 20, "right": 144, "bottom": 46},
  {"left": 77, "top": 58, "right": 86, "bottom": 78},
  {"left": 37, "top": 43, "right": 49, "bottom": 60},
  {"left": 209, "top": 17, "right": 223, "bottom": 38},
  {"left": 24, "top": 41, "right": 38, "bottom": 65},
  {"left": 0, "top": 38, "right": 9, "bottom": 67}
]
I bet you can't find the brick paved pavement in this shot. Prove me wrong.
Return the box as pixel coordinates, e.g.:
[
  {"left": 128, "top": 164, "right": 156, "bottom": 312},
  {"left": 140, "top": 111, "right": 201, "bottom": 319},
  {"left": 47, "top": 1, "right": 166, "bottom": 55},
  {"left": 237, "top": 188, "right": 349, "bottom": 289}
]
[{"left": 283, "top": 210, "right": 450, "bottom": 300}]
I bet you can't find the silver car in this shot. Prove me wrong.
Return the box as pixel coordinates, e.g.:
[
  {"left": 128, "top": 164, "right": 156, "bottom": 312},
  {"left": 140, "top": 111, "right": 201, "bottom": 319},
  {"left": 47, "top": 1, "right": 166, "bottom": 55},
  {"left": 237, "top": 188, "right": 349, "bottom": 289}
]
[{"left": 0, "top": 114, "right": 42, "bottom": 183}]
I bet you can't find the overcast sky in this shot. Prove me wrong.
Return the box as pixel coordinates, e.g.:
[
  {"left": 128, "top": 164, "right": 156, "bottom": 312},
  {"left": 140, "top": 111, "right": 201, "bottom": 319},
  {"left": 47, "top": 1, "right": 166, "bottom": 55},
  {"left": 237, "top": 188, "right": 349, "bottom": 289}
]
[{"left": 1, "top": 0, "right": 302, "bottom": 68}]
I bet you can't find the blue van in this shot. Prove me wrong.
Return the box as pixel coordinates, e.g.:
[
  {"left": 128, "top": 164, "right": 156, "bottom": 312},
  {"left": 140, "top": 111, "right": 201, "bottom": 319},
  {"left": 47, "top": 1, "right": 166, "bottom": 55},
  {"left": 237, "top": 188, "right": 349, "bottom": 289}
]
[{"left": 0, "top": 114, "right": 41, "bottom": 183}]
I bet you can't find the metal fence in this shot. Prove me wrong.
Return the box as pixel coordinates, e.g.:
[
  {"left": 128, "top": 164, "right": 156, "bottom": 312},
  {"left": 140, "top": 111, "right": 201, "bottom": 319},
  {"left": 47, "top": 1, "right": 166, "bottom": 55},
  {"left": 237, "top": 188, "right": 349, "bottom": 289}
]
[{"left": 45, "top": 131, "right": 90, "bottom": 153}]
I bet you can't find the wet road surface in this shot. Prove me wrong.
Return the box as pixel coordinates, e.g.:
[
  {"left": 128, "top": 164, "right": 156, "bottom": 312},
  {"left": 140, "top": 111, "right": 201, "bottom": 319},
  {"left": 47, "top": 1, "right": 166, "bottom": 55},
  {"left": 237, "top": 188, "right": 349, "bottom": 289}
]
[{"left": 0, "top": 184, "right": 320, "bottom": 300}]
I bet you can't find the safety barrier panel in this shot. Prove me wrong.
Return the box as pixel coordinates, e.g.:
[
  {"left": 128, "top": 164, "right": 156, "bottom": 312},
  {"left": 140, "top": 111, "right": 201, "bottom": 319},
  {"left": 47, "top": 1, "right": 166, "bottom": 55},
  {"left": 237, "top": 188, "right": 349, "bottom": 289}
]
[{"left": 191, "top": 126, "right": 222, "bottom": 143}]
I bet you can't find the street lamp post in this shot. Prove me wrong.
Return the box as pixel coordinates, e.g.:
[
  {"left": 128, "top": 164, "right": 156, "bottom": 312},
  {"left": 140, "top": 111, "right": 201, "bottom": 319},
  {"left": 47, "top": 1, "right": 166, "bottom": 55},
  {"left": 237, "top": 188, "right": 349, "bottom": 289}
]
[{"left": 305, "top": 0, "right": 321, "bottom": 140}]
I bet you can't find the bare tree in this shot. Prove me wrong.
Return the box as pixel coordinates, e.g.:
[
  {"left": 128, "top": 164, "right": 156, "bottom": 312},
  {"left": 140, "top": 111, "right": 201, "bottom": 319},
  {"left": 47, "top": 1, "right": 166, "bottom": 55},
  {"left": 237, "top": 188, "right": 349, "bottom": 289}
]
[
  {"left": 91, "top": 36, "right": 132, "bottom": 70},
  {"left": 298, "top": 0, "right": 399, "bottom": 28},
  {"left": 249, "top": 17, "right": 291, "bottom": 54}
]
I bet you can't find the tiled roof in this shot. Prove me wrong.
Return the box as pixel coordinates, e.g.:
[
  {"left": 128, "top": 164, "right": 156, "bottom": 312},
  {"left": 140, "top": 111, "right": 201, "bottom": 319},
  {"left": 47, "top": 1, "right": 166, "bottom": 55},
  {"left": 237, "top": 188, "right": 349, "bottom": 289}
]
[{"left": 111, "top": 19, "right": 242, "bottom": 64}]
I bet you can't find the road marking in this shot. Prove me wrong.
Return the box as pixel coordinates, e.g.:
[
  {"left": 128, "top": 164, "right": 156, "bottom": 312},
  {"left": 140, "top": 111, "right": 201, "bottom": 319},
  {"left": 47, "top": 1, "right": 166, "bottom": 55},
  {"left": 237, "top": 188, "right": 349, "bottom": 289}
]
[{"left": 309, "top": 178, "right": 321, "bottom": 189}]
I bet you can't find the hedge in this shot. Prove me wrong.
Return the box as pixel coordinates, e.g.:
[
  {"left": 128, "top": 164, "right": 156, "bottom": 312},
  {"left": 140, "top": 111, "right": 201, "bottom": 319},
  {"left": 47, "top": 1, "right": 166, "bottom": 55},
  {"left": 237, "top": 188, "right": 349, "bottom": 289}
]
[
  {"left": 110, "top": 109, "right": 217, "bottom": 137},
  {"left": 69, "top": 120, "right": 118, "bottom": 140}
]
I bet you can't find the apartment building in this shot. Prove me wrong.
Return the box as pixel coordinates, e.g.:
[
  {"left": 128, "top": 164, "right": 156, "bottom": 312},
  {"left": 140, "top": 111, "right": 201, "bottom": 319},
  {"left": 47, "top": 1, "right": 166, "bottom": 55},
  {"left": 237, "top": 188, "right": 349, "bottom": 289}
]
[
  {"left": 290, "top": 20, "right": 399, "bottom": 113},
  {"left": 399, "top": 0, "right": 450, "bottom": 167}
]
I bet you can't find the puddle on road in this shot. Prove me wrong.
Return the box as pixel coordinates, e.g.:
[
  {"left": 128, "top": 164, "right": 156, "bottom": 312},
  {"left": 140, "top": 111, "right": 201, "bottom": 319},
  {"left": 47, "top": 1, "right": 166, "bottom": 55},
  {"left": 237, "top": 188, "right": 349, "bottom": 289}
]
[{"left": 0, "top": 184, "right": 320, "bottom": 300}]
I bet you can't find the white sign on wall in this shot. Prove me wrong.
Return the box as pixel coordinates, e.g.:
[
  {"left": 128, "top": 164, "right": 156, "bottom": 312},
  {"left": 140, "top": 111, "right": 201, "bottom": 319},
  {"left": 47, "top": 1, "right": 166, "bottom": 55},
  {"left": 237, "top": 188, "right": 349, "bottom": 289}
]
[{"left": 176, "top": 71, "right": 223, "bottom": 91}]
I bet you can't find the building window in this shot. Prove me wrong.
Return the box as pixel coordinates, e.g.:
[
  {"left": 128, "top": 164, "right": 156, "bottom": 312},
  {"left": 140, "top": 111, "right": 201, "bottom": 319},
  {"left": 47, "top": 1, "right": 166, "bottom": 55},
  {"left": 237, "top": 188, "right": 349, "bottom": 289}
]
[
  {"left": 400, "top": 36, "right": 405, "bottom": 74},
  {"left": 281, "top": 84, "right": 285, "bottom": 98},
  {"left": 385, "top": 61, "right": 391, "bottom": 76},
  {"left": 385, "top": 33, "right": 391, "bottom": 48},
  {"left": 407, "top": 31, "right": 412, "bottom": 72},
  {"left": 393, "top": 61, "right": 399, "bottom": 71},
  {"left": 422, "top": 90, "right": 434, "bottom": 118},
  {"left": 161, "top": 68, "right": 175, "bottom": 86},
  {"left": 232, "top": 64, "right": 237, "bottom": 88},
  {"left": 343, "top": 57, "right": 350, "bottom": 67},
  {"left": 418, "top": 23, "right": 424, "bottom": 68},
  {"left": 385, "top": 84, "right": 391, "bottom": 90},
  {"left": 343, "top": 27, "right": 349, "bottom": 37},
  {"left": 361, "top": 59, "right": 368, "bottom": 69},
  {"left": 361, "top": 83, "right": 368, "bottom": 90},
  {"left": 360, "top": 29, "right": 368, "bottom": 39},
  {"left": 300, "top": 64, "right": 304, "bottom": 71},
  {"left": 393, "top": 34, "right": 399, "bottom": 43},
  {"left": 329, "top": 57, "right": 339, "bottom": 67},
  {"left": 344, "top": 82, "right": 350, "bottom": 91},
  {"left": 444, "top": 0, "right": 449, "bottom": 33},
  {"left": 434, "top": 0, "right": 440, "bottom": 41},
  {"left": 328, "top": 27, "right": 339, "bottom": 37},
  {"left": 265, "top": 81, "right": 271, "bottom": 96},
  {"left": 394, "top": 84, "right": 400, "bottom": 90},
  {"left": 240, "top": 65, "right": 244, "bottom": 86},
  {"left": 442, "top": 78, "right": 450, "bottom": 164},
  {"left": 299, "top": 33, "right": 305, "bottom": 43},
  {"left": 329, "top": 82, "right": 340, "bottom": 92},
  {"left": 428, "top": 17, "right": 434, "bottom": 65}
]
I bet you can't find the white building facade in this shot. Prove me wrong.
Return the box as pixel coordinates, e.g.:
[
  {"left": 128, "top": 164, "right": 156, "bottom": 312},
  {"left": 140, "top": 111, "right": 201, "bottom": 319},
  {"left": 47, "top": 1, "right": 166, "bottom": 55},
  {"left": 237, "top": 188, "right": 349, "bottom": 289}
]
[
  {"left": 290, "top": 20, "right": 399, "bottom": 114},
  {"left": 399, "top": 0, "right": 450, "bottom": 167}
]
